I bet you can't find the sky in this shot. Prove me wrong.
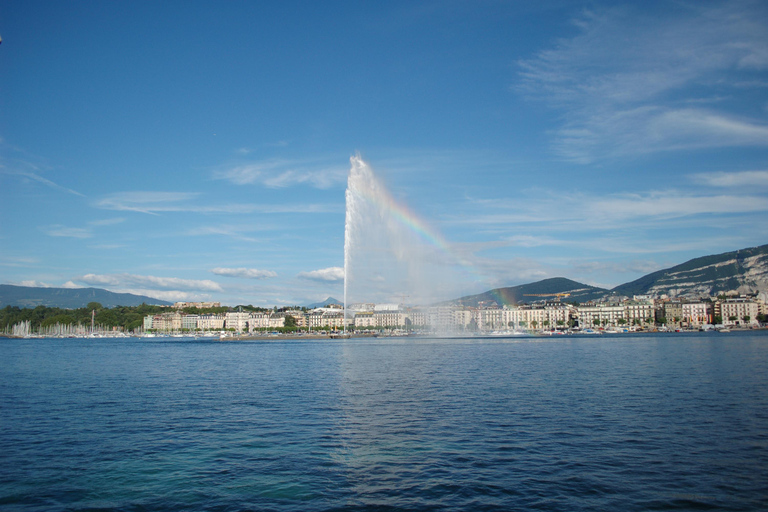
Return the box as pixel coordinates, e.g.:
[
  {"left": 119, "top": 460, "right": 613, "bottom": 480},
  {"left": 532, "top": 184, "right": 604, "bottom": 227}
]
[{"left": 1, "top": 0, "right": 768, "bottom": 307}]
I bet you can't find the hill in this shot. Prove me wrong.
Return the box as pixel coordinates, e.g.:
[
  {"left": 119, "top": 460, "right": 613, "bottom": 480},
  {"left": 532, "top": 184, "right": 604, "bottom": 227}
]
[
  {"left": 305, "top": 297, "right": 343, "bottom": 309},
  {"left": 611, "top": 244, "right": 768, "bottom": 298},
  {"left": 449, "top": 277, "right": 608, "bottom": 307},
  {"left": 0, "top": 285, "right": 173, "bottom": 309},
  {"left": 452, "top": 243, "right": 768, "bottom": 306}
]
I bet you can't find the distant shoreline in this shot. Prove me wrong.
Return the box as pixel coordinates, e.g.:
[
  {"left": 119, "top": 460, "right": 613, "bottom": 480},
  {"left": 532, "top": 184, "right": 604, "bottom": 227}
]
[{"left": 2, "top": 327, "right": 766, "bottom": 341}]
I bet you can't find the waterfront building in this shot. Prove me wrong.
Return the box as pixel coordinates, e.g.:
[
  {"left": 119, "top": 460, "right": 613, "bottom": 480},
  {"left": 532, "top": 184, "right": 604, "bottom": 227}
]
[
  {"left": 681, "top": 302, "right": 710, "bottom": 327},
  {"left": 374, "top": 306, "right": 406, "bottom": 328},
  {"left": 181, "top": 314, "right": 199, "bottom": 331},
  {"left": 143, "top": 312, "right": 183, "bottom": 332},
  {"left": 663, "top": 302, "right": 683, "bottom": 326},
  {"left": 354, "top": 311, "right": 376, "bottom": 328},
  {"left": 225, "top": 312, "right": 250, "bottom": 332},
  {"left": 576, "top": 305, "right": 625, "bottom": 328},
  {"left": 624, "top": 298, "right": 655, "bottom": 326},
  {"left": 284, "top": 310, "right": 307, "bottom": 328},
  {"left": 720, "top": 298, "right": 759, "bottom": 326},
  {"left": 198, "top": 314, "right": 225, "bottom": 331},
  {"left": 322, "top": 310, "right": 345, "bottom": 329},
  {"left": 268, "top": 313, "right": 286, "bottom": 328}
]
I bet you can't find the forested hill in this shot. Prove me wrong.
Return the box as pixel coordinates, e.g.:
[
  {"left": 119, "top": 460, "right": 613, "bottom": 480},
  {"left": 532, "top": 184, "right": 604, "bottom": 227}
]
[
  {"left": 449, "top": 277, "right": 609, "bottom": 307},
  {"left": 0, "top": 285, "right": 172, "bottom": 309}
]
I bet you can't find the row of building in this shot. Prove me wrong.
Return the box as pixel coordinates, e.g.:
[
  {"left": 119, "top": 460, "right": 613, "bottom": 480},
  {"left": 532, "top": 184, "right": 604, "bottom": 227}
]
[{"left": 143, "top": 295, "right": 767, "bottom": 333}]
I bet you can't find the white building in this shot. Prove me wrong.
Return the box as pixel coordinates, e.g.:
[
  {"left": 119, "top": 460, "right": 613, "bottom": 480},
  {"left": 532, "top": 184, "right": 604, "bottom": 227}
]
[
  {"left": 198, "top": 314, "right": 225, "bottom": 331},
  {"left": 681, "top": 303, "right": 710, "bottom": 326},
  {"left": 225, "top": 312, "right": 250, "bottom": 332},
  {"left": 720, "top": 298, "right": 759, "bottom": 326}
]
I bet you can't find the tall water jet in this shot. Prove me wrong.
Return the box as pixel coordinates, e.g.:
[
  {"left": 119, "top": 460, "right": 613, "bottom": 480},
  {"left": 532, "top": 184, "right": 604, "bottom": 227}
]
[{"left": 344, "top": 155, "right": 471, "bottom": 320}]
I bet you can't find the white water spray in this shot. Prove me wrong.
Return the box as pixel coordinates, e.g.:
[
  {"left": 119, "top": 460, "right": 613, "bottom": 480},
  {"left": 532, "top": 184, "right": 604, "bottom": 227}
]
[{"left": 344, "top": 155, "right": 466, "bottom": 322}]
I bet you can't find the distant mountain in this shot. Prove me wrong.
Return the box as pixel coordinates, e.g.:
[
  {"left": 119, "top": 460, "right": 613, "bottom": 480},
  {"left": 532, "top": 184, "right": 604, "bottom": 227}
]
[
  {"left": 451, "top": 244, "right": 768, "bottom": 306},
  {"left": 449, "top": 277, "right": 609, "bottom": 307},
  {"left": 305, "top": 297, "right": 343, "bottom": 309},
  {"left": 0, "top": 285, "right": 173, "bottom": 309},
  {"left": 611, "top": 244, "right": 768, "bottom": 298}
]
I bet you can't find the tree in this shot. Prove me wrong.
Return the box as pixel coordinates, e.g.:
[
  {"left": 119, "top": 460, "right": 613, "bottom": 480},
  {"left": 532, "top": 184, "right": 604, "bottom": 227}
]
[
  {"left": 743, "top": 315, "right": 751, "bottom": 324},
  {"left": 87, "top": 302, "right": 103, "bottom": 311},
  {"left": 593, "top": 318, "right": 601, "bottom": 327},
  {"left": 713, "top": 315, "right": 723, "bottom": 324},
  {"left": 729, "top": 315, "right": 738, "bottom": 322},
  {"left": 531, "top": 320, "right": 538, "bottom": 329},
  {"left": 284, "top": 315, "right": 297, "bottom": 329},
  {"left": 617, "top": 318, "right": 627, "bottom": 326}
]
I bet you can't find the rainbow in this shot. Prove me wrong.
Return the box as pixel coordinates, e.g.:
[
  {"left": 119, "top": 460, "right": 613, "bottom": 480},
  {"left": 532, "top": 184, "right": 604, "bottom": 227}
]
[{"left": 347, "top": 155, "right": 479, "bottom": 277}]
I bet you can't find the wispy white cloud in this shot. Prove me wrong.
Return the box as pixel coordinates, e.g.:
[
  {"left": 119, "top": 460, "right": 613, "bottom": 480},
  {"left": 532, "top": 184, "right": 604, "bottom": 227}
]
[
  {"left": 518, "top": 2, "right": 768, "bottom": 162},
  {"left": 76, "top": 273, "right": 223, "bottom": 292},
  {"left": 0, "top": 165, "right": 85, "bottom": 197},
  {"left": 88, "top": 244, "right": 127, "bottom": 250},
  {"left": 0, "top": 256, "right": 40, "bottom": 268},
  {"left": 691, "top": 170, "right": 768, "bottom": 187},
  {"left": 89, "top": 217, "right": 126, "bottom": 226},
  {"left": 43, "top": 225, "right": 93, "bottom": 238},
  {"left": 95, "top": 191, "right": 339, "bottom": 215},
  {"left": 211, "top": 267, "right": 277, "bottom": 279},
  {"left": 94, "top": 192, "right": 200, "bottom": 214},
  {"left": 297, "top": 267, "right": 345, "bottom": 282},
  {"left": 587, "top": 192, "right": 768, "bottom": 219},
  {"left": 213, "top": 158, "right": 347, "bottom": 189},
  {"left": 450, "top": 189, "right": 768, "bottom": 228}
]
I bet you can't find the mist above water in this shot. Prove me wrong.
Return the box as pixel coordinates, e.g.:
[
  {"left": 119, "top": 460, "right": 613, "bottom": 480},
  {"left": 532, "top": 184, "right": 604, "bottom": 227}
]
[{"left": 344, "top": 155, "right": 466, "bottom": 310}]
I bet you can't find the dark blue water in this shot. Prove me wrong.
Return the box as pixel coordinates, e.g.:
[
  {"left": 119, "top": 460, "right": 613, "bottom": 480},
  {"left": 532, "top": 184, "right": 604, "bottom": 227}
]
[{"left": 2, "top": 333, "right": 767, "bottom": 511}]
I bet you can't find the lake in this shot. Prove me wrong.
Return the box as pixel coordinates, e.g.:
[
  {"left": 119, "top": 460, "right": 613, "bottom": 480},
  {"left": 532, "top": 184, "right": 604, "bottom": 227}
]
[{"left": 2, "top": 332, "right": 767, "bottom": 511}]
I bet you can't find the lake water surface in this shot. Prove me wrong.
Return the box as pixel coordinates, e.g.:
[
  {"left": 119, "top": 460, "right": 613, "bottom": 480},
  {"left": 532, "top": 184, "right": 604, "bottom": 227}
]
[{"left": 2, "top": 332, "right": 767, "bottom": 511}]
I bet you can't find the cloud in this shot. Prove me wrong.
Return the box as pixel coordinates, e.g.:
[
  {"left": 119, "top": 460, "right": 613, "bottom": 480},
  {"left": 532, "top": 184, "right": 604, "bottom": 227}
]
[
  {"left": 94, "top": 192, "right": 200, "bottom": 214},
  {"left": 0, "top": 256, "right": 39, "bottom": 268},
  {"left": 213, "top": 158, "right": 347, "bottom": 189},
  {"left": 61, "top": 281, "right": 83, "bottom": 289},
  {"left": 587, "top": 192, "right": 768, "bottom": 219},
  {"left": 297, "top": 267, "right": 345, "bottom": 282},
  {"left": 211, "top": 267, "right": 277, "bottom": 279},
  {"left": 88, "top": 244, "right": 127, "bottom": 250},
  {"left": 119, "top": 289, "right": 214, "bottom": 303},
  {"left": 691, "top": 170, "right": 768, "bottom": 187},
  {"left": 518, "top": 2, "right": 768, "bottom": 162},
  {"left": 18, "top": 280, "right": 52, "bottom": 288},
  {"left": 450, "top": 189, "right": 768, "bottom": 229},
  {"left": 89, "top": 217, "right": 126, "bottom": 226},
  {"left": 0, "top": 166, "right": 85, "bottom": 197},
  {"left": 44, "top": 225, "right": 93, "bottom": 238},
  {"left": 76, "top": 273, "right": 223, "bottom": 292},
  {"left": 95, "top": 191, "right": 339, "bottom": 216}
]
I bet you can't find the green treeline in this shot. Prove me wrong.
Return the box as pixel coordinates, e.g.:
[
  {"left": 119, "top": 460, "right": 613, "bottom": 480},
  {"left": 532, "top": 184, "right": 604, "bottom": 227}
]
[{"left": 0, "top": 303, "right": 282, "bottom": 332}]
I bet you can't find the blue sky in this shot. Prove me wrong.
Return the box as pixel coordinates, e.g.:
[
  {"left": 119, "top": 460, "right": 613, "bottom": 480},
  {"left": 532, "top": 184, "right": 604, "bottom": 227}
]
[{"left": 2, "top": 0, "right": 768, "bottom": 306}]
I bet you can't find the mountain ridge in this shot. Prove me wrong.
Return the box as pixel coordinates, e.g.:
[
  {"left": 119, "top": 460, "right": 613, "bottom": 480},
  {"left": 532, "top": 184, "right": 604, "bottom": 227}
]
[
  {"left": 0, "top": 285, "right": 173, "bottom": 309},
  {"left": 449, "top": 243, "right": 768, "bottom": 307}
]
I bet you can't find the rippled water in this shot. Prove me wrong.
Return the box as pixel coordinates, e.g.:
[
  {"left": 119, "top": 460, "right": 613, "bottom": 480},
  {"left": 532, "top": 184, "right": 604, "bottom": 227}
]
[{"left": 2, "top": 333, "right": 767, "bottom": 511}]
